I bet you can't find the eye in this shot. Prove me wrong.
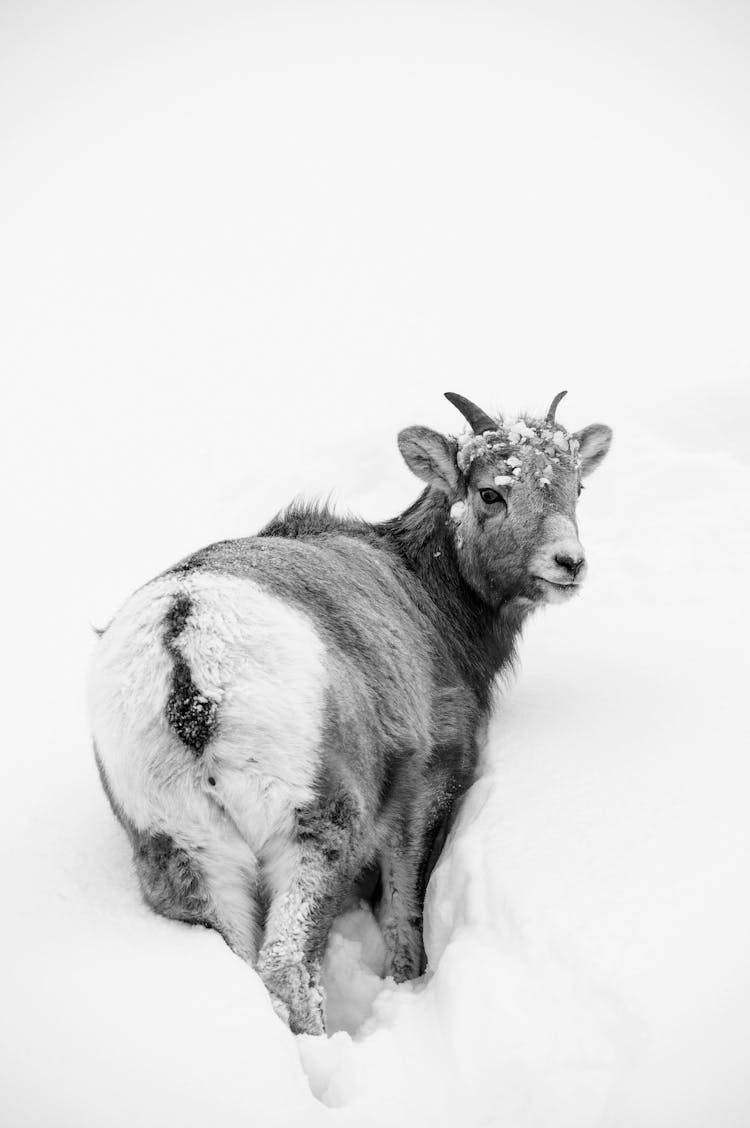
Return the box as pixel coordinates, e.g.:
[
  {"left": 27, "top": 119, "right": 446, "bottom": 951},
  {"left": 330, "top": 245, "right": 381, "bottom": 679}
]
[
  {"left": 479, "top": 488, "right": 505, "bottom": 506},
  {"left": 577, "top": 482, "right": 585, "bottom": 497}
]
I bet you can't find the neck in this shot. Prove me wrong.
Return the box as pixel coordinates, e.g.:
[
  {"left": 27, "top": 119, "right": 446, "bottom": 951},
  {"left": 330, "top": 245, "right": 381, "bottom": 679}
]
[{"left": 374, "top": 487, "right": 526, "bottom": 710}]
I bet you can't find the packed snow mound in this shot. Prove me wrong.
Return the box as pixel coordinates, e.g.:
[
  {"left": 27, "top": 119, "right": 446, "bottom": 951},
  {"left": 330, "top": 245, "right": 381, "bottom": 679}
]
[{"left": 321, "top": 905, "right": 388, "bottom": 1036}]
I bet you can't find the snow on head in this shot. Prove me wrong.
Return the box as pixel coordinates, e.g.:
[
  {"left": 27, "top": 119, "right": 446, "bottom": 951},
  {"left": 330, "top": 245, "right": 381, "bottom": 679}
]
[{"left": 455, "top": 417, "right": 581, "bottom": 490}]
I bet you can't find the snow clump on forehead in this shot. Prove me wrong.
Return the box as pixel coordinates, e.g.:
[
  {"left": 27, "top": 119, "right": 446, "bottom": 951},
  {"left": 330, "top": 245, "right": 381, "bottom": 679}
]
[{"left": 455, "top": 417, "right": 581, "bottom": 491}]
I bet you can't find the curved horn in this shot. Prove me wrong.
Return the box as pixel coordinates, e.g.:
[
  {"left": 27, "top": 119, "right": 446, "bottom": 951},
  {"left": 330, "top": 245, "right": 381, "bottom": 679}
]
[
  {"left": 444, "top": 392, "right": 498, "bottom": 435},
  {"left": 545, "top": 389, "right": 568, "bottom": 425}
]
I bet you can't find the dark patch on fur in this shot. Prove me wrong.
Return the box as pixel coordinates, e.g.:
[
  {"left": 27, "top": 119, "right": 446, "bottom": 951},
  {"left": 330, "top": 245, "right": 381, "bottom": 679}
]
[
  {"left": 296, "top": 787, "right": 358, "bottom": 865},
  {"left": 276, "top": 784, "right": 367, "bottom": 966},
  {"left": 94, "top": 746, "right": 213, "bottom": 928},
  {"left": 163, "top": 594, "right": 218, "bottom": 756},
  {"left": 133, "top": 831, "right": 212, "bottom": 925}
]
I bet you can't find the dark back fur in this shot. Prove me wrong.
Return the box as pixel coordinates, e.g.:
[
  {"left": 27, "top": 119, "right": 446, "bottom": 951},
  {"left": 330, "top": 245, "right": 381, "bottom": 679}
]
[{"left": 259, "top": 492, "right": 521, "bottom": 710}]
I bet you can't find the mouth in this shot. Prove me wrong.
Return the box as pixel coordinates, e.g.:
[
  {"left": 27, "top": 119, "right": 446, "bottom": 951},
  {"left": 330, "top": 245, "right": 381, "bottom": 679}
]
[{"left": 533, "top": 576, "right": 582, "bottom": 600}]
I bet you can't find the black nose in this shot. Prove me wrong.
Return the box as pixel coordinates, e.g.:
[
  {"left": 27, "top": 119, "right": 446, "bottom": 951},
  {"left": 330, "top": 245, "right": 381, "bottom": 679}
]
[{"left": 554, "top": 553, "right": 585, "bottom": 578}]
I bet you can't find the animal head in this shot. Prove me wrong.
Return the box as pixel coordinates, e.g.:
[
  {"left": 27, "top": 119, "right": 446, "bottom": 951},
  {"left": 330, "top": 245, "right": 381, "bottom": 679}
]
[{"left": 398, "top": 391, "right": 612, "bottom": 608}]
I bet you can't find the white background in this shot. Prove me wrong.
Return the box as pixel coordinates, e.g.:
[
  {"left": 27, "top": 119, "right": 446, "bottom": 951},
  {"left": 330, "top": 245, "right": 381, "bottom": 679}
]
[{"left": 1, "top": 3, "right": 749, "bottom": 1126}]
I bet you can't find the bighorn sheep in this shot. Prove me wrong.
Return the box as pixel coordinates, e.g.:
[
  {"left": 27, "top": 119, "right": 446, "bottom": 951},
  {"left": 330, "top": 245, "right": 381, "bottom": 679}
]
[{"left": 88, "top": 391, "right": 612, "bottom": 1034}]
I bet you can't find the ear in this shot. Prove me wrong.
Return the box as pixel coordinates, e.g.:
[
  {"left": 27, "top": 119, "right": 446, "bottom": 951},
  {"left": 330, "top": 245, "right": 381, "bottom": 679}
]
[
  {"left": 397, "top": 426, "right": 459, "bottom": 493},
  {"left": 573, "top": 423, "right": 613, "bottom": 478}
]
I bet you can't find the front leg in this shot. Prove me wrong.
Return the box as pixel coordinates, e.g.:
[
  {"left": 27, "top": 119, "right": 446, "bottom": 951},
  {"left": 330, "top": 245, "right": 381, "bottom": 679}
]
[
  {"left": 376, "top": 797, "right": 427, "bottom": 983},
  {"left": 256, "top": 794, "right": 362, "bottom": 1035},
  {"left": 377, "top": 837, "right": 424, "bottom": 982}
]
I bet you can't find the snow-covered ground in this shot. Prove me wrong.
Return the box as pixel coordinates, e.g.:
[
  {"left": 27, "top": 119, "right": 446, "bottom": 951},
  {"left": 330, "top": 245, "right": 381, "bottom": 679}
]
[{"left": 2, "top": 3, "right": 749, "bottom": 1126}]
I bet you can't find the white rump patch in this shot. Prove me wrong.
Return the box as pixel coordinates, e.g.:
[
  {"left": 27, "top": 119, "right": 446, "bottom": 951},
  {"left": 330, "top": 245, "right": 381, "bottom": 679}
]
[{"left": 88, "top": 570, "right": 329, "bottom": 951}]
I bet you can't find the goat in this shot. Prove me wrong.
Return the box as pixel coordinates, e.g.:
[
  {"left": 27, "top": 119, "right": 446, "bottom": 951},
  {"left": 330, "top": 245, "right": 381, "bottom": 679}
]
[{"left": 88, "top": 391, "right": 612, "bottom": 1035}]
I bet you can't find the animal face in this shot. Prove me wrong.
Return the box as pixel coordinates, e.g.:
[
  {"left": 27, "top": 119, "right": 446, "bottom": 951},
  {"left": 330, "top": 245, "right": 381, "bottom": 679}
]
[{"left": 398, "top": 392, "right": 612, "bottom": 609}]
